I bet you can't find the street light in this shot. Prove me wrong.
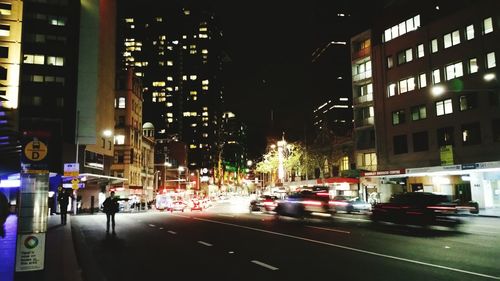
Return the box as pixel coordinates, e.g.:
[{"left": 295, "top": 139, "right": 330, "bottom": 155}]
[
  {"left": 178, "top": 166, "right": 185, "bottom": 190},
  {"left": 164, "top": 162, "right": 172, "bottom": 191}
]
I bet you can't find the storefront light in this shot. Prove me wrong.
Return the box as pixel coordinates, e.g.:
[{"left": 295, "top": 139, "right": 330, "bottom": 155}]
[{"left": 432, "top": 176, "right": 451, "bottom": 185}]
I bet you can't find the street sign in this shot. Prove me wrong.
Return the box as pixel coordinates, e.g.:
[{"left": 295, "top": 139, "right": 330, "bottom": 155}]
[
  {"left": 71, "top": 178, "right": 80, "bottom": 190},
  {"left": 15, "top": 233, "right": 46, "bottom": 272},
  {"left": 64, "top": 163, "right": 80, "bottom": 177},
  {"left": 24, "top": 139, "right": 48, "bottom": 162}
]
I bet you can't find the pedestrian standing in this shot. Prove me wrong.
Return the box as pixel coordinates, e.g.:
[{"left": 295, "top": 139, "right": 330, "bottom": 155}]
[
  {"left": 0, "top": 191, "right": 10, "bottom": 238},
  {"left": 103, "top": 191, "right": 119, "bottom": 235},
  {"left": 57, "top": 188, "right": 69, "bottom": 225}
]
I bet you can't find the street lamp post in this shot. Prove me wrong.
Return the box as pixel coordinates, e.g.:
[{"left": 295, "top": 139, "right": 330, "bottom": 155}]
[
  {"left": 178, "top": 166, "right": 185, "bottom": 190},
  {"left": 164, "top": 162, "right": 172, "bottom": 191}
]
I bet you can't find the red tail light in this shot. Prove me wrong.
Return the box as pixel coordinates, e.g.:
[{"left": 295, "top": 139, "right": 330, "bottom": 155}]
[{"left": 302, "top": 200, "right": 322, "bottom": 206}]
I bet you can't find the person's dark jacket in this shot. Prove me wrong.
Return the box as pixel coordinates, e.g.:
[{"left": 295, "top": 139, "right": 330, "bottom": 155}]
[{"left": 103, "top": 197, "right": 119, "bottom": 214}]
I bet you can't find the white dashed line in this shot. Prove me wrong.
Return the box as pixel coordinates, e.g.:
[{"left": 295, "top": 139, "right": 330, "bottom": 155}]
[
  {"left": 194, "top": 217, "right": 500, "bottom": 280},
  {"left": 251, "top": 260, "right": 279, "bottom": 271},
  {"left": 159, "top": 227, "right": 164, "bottom": 230},
  {"left": 197, "top": 241, "right": 213, "bottom": 247},
  {"left": 306, "top": 225, "right": 351, "bottom": 234},
  {"left": 167, "top": 230, "right": 177, "bottom": 235},
  {"left": 148, "top": 224, "right": 156, "bottom": 227}
]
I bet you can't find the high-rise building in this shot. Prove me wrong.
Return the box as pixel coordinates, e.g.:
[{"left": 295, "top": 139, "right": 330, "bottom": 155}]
[
  {"left": 0, "top": 0, "right": 22, "bottom": 176},
  {"left": 13, "top": 0, "right": 122, "bottom": 211},
  {"left": 351, "top": 0, "right": 500, "bottom": 209},
  {"left": 117, "top": 1, "right": 224, "bottom": 176}
]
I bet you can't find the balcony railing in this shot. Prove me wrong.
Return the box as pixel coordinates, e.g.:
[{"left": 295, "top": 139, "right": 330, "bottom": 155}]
[
  {"left": 352, "top": 48, "right": 370, "bottom": 60},
  {"left": 354, "top": 93, "right": 373, "bottom": 105},
  {"left": 352, "top": 70, "right": 372, "bottom": 82}
]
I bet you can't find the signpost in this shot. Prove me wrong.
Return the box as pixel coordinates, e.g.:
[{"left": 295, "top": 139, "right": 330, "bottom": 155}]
[
  {"left": 64, "top": 163, "right": 80, "bottom": 214},
  {"left": 16, "top": 132, "right": 50, "bottom": 279}
]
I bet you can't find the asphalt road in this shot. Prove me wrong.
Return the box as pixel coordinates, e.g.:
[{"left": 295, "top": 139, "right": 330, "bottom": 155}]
[{"left": 72, "top": 199, "right": 500, "bottom": 281}]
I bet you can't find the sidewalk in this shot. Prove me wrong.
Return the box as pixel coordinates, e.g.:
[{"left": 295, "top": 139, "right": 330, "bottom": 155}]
[{"left": 44, "top": 214, "right": 83, "bottom": 281}]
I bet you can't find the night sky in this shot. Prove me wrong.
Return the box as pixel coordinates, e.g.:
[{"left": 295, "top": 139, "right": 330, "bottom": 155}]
[{"left": 211, "top": 1, "right": 378, "bottom": 158}]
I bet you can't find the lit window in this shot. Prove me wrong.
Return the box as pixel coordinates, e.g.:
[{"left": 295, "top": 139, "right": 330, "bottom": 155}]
[
  {"left": 388, "top": 83, "right": 397, "bottom": 97},
  {"left": 114, "top": 135, "right": 125, "bottom": 145},
  {"left": 392, "top": 110, "right": 405, "bottom": 125},
  {"left": 486, "top": 52, "right": 496, "bottom": 69},
  {"left": 465, "top": 24, "right": 475, "bottom": 40},
  {"left": 443, "top": 30, "right": 460, "bottom": 49},
  {"left": 411, "top": 105, "right": 427, "bottom": 121},
  {"left": 340, "top": 156, "right": 349, "bottom": 171},
  {"left": 182, "top": 75, "right": 187, "bottom": 80},
  {"left": 167, "top": 76, "right": 173, "bottom": 81},
  {"left": 445, "top": 62, "right": 463, "bottom": 80},
  {"left": 432, "top": 69, "right": 441, "bottom": 84},
  {"left": 0, "top": 3, "right": 12, "bottom": 16},
  {"left": 431, "top": 39, "right": 438, "bottom": 53},
  {"left": 0, "top": 24, "right": 12, "bottom": 37},
  {"left": 436, "top": 99, "right": 453, "bottom": 116},
  {"left": 483, "top": 17, "right": 493, "bottom": 34},
  {"left": 24, "top": 54, "right": 45, "bottom": 65},
  {"left": 118, "top": 97, "right": 126, "bottom": 108},
  {"left": 397, "top": 48, "right": 413, "bottom": 64},
  {"left": 202, "top": 79, "right": 209, "bottom": 85},
  {"left": 417, "top": 44, "right": 424, "bottom": 58},
  {"left": 469, "top": 58, "right": 478, "bottom": 73},
  {"left": 166, "top": 102, "right": 173, "bottom": 107},
  {"left": 190, "top": 75, "right": 197, "bottom": 80},
  {"left": 167, "top": 118, "right": 173, "bottom": 123},
  {"left": 419, "top": 73, "right": 427, "bottom": 88},
  {"left": 462, "top": 123, "right": 481, "bottom": 145},
  {"left": 387, "top": 56, "right": 393, "bottom": 69},
  {"left": 398, "top": 77, "right": 415, "bottom": 94},
  {"left": 167, "top": 61, "right": 173, "bottom": 66}
]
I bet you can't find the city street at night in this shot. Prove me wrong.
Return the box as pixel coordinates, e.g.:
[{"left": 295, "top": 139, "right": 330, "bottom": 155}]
[{"left": 69, "top": 198, "right": 500, "bottom": 281}]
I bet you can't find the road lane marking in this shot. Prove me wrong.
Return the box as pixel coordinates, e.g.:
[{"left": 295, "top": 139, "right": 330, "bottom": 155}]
[
  {"left": 334, "top": 216, "right": 370, "bottom": 222},
  {"left": 193, "top": 217, "right": 500, "bottom": 280},
  {"left": 197, "top": 241, "right": 213, "bottom": 247},
  {"left": 219, "top": 214, "right": 235, "bottom": 218},
  {"left": 306, "top": 226, "right": 351, "bottom": 234},
  {"left": 167, "top": 230, "right": 177, "bottom": 235},
  {"left": 148, "top": 224, "right": 156, "bottom": 227},
  {"left": 251, "top": 260, "right": 279, "bottom": 271},
  {"left": 159, "top": 227, "right": 164, "bottom": 230}
]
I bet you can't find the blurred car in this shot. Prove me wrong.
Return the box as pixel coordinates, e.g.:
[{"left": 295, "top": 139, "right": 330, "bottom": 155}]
[
  {"left": 189, "top": 199, "right": 203, "bottom": 211},
  {"left": 275, "top": 190, "right": 335, "bottom": 219},
  {"left": 330, "top": 196, "right": 372, "bottom": 213},
  {"left": 249, "top": 195, "right": 278, "bottom": 213},
  {"left": 371, "top": 192, "right": 461, "bottom": 228},
  {"left": 168, "top": 201, "right": 187, "bottom": 212}
]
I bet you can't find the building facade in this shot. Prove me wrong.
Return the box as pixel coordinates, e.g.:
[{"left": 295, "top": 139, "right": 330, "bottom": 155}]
[
  {"left": 117, "top": 1, "right": 225, "bottom": 179},
  {"left": 352, "top": 1, "right": 500, "bottom": 209}
]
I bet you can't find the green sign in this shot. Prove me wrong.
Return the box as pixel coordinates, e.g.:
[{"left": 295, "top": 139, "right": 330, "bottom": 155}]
[{"left": 440, "top": 145, "right": 454, "bottom": 165}]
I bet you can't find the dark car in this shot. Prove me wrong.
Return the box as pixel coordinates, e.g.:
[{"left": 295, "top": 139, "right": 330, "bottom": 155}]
[
  {"left": 330, "top": 196, "right": 372, "bottom": 213},
  {"left": 371, "top": 192, "right": 461, "bottom": 228},
  {"left": 249, "top": 195, "right": 278, "bottom": 213},
  {"left": 275, "top": 190, "right": 335, "bottom": 219}
]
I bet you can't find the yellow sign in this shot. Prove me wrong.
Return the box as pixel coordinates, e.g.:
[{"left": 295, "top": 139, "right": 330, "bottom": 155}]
[
  {"left": 24, "top": 140, "right": 48, "bottom": 162},
  {"left": 440, "top": 145, "right": 454, "bottom": 165},
  {"left": 71, "top": 178, "right": 80, "bottom": 190}
]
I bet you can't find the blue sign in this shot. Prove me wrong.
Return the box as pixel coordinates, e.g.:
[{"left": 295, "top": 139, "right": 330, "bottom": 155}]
[{"left": 461, "top": 163, "right": 477, "bottom": 170}]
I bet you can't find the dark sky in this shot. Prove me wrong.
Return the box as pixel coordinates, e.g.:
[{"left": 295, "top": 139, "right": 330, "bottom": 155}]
[{"left": 210, "top": 1, "right": 376, "bottom": 158}]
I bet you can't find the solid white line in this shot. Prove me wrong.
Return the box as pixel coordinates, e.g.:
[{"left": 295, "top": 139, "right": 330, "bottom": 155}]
[
  {"left": 193, "top": 217, "right": 500, "bottom": 280},
  {"left": 167, "top": 230, "right": 176, "bottom": 235},
  {"left": 306, "top": 225, "right": 351, "bottom": 234},
  {"left": 251, "top": 260, "right": 279, "bottom": 271},
  {"left": 197, "top": 241, "right": 213, "bottom": 247}
]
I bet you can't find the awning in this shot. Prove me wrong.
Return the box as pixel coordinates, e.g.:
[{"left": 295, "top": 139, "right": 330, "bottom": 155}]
[{"left": 63, "top": 173, "right": 128, "bottom": 185}]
